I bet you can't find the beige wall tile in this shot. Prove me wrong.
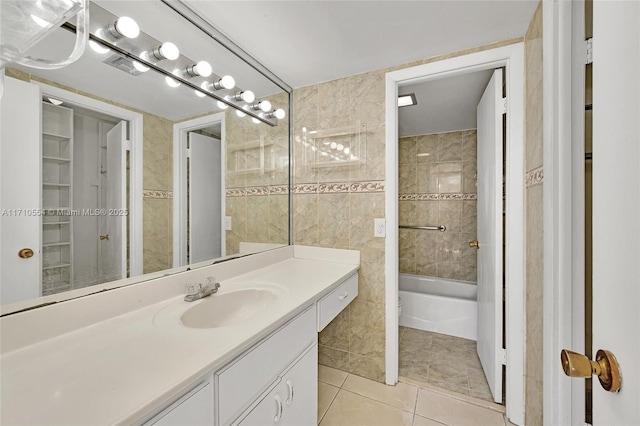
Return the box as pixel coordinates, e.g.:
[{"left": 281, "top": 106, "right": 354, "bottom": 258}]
[
  {"left": 399, "top": 137, "right": 417, "bottom": 165},
  {"left": 349, "top": 353, "right": 386, "bottom": 383},
  {"left": 319, "top": 345, "right": 351, "bottom": 371},
  {"left": 293, "top": 193, "right": 319, "bottom": 246},
  {"left": 417, "top": 134, "right": 439, "bottom": 163},
  {"left": 143, "top": 198, "right": 172, "bottom": 274},
  {"left": 318, "top": 193, "right": 350, "bottom": 249},
  {"left": 319, "top": 308, "right": 350, "bottom": 351},
  {"left": 438, "top": 131, "right": 463, "bottom": 162}
]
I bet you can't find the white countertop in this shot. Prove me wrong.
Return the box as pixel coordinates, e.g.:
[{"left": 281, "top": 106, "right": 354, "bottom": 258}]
[{"left": 0, "top": 246, "right": 359, "bottom": 425}]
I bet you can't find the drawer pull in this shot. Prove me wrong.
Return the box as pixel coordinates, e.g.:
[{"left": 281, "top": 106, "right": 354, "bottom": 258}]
[
  {"left": 285, "top": 379, "right": 294, "bottom": 405},
  {"left": 339, "top": 292, "right": 349, "bottom": 300},
  {"left": 273, "top": 394, "right": 283, "bottom": 422}
]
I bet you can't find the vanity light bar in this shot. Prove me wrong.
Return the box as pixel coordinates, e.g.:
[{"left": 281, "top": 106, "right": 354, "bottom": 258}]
[{"left": 61, "top": 21, "right": 278, "bottom": 126}]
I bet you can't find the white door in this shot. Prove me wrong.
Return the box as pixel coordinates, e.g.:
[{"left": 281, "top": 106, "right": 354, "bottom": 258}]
[
  {"left": 100, "top": 121, "right": 127, "bottom": 282},
  {"left": 0, "top": 77, "right": 41, "bottom": 304},
  {"left": 591, "top": 1, "right": 639, "bottom": 423},
  {"left": 188, "top": 132, "right": 222, "bottom": 264},
  {"left": 476, "top": 68, "right": 504, "bottom": 404}
]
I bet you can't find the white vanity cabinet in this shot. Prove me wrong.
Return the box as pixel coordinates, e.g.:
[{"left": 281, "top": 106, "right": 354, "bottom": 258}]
[
  {"left": 215, "top": 306, "right": 317, "bottom": 426},
  {"left": 237, "top": 344, "right": 317, "bottom": 426}
]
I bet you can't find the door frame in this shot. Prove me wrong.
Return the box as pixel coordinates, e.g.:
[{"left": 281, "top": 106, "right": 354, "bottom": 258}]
[
  {"left": 34, "top": 82, "right": 144, "bottom": 278},
  {"left": 384, "top": 43, "right": 525, "bottom": 424},
  {"left": 172, "top": 112, "right": 226, "bottom": 267},
  {"left": 541, "top": 1, "right": 587, "bottom": 424}
]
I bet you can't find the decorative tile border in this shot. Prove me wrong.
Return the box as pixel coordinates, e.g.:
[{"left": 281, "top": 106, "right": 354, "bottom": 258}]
[
  {"left": 226, "top": 185, "right": 290, "bottom": 197},
  {"left": 399, "top": 193, "right": 478, "bottom": 201},
  {"left": 291, "top": 180, "right": 385, "bottom": 194},
  {"left": 143, "top": 190, "right": 173, "bottom": 199},
  {"left": 526, "top": 166, "right": 544, "bottom": 187}
]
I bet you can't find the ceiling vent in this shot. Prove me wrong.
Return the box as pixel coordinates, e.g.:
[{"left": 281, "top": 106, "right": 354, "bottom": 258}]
[{"left": 102, "top": 54, "right": 144, "bottom": 76}]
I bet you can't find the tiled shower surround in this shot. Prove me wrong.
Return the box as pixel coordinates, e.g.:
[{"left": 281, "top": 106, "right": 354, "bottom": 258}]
[{"left": 398, "top": 130, "right": 478, "bottom": 282}]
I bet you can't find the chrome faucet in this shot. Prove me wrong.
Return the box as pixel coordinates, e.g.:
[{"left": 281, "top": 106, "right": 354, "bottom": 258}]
[{"left": 184, "top": 277, "right": 221, "bottom": 302}]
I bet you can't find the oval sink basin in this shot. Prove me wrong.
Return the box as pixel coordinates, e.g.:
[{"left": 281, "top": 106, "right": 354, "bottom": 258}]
[{"left": 180, "top": 289, "right": 278, "bottom": 329}]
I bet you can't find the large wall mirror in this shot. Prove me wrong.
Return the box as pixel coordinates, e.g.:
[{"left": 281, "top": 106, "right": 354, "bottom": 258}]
[{"left": 0, "top": 0, "right": 291, "bottom": 313}]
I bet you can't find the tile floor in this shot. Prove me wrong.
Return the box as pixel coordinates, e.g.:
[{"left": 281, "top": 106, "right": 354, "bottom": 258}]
[
  {"left": 318, "top": 365, "right": 511, "bottom": 426},
  {"left": 398, "top": 327, "right": 495, "bottom": 402}
]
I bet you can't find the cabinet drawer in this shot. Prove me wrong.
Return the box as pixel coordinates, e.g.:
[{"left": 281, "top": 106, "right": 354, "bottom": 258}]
[
  {"left": 144, "top": 380, "right": 213, "bottom": 426},
  {"left": 216, "top": 306, "right": 316, "bottom": 426},
  {"left": 317, "top": 273, "right": 358, "bottom": 331}
]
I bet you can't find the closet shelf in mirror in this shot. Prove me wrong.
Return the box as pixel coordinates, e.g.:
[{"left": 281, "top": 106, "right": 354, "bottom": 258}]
[
  {"left": 42, "top": 156, "right": 71, "bottom": 163},
  {"left": 43, "top": 133, "right": 71, "bottom": 142},
  {"left": 42, "top": 263, "right": 71, "bottom": 271},
  {"left": 43, "top": 242, "right": 71, "bottom": 248},
  {"left": 43, "top": 221, "right": 71, "bottom": 226},
  {"left": 43, "top": 183, "right": 71, "bottom": 188}
]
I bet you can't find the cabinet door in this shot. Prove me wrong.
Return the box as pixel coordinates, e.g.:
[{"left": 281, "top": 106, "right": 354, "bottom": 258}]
[
  {"left": 0, "top": 77, "right": 41, "bottom": 304},
  {"left": 238, "top": 345, "right": 317, "bottom": 426},
  {"left": 279, "top": 343, "right": 317, "bottom": 426}
]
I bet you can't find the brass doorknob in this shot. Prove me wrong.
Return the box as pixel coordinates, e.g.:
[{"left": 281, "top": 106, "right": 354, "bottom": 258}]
[
  {"left": 18, "top": 248, "right": 34, "bottom": 259},
  {"left": 561, "top": 349, "right": 622, "bottom": 392},
  {"left": 99, "top": 234, "right": 110, "bottom": 241},
  {"left": 469, "top": 240, "right": 480, "bottom": 249}
]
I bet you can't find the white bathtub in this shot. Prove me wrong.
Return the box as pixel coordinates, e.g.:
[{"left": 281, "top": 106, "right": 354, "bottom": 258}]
[{"left": 399, "top": 273, "right": 477, "bottom": 341}]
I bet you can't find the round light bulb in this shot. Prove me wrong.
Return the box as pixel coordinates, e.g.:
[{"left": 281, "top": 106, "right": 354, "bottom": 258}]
[
  {"left": 158, "top": 42, "right": 179, "bottom": 60},
  {"left": 344, "top": 147, "right": 350, "bottom": 154},
  {"left": 194, "top": 61, "right": 212, "bottom": 77},
  {"left": 165, "top": 70, "right": 181, "bottom": 88},
  {"left": 241, "top": 90, "right": 255, "bottom": 103},
  {"left": 114, "top": 17, "right": 139, "bottom": 39},
  {"left": 89, "top": 39, "right": 110, "bottom": 54},
  {"left": 236, "top": 110, "right": 246, "bottom": 118},
  {"left": 259, "top": 100, "right": 272, "bottom": 112},
  {"left": 330, "top": 142, "right": 337, "bottom": 149},
  {"left": 273, "top": 108, "right": 286, "bottom": 119},
  {"left": 133, "top": 60, "right": 149, "bottom": 73},
  {"left": 217, "top": 101, "right": 229, "bottom": 110},
  {"left": 220, "top": 75, "right": 235, "bottom": 89},
  {"left": 252, "top": 117, "right": 261, "bottom": 124},
  {"left": 336, "top": 144, "right": 344, "bottom": 151}
]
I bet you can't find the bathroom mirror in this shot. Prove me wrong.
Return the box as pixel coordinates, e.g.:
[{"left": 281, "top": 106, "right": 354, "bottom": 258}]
[{"left": 0, "top": 0, "right": 291, "bottom": 312}]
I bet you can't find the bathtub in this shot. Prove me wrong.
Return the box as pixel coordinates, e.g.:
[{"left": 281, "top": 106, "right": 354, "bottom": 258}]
[{"left": 399, "top": 273, "right": 477, "bottom": 341}]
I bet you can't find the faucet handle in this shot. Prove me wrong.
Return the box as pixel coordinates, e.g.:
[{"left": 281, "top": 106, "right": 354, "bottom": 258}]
[
  {"left": 185, "top": 283, "right": 200, "bottom": 295},
  {"left": 205, "top": 277, "right": 221, "bottom": 290}
]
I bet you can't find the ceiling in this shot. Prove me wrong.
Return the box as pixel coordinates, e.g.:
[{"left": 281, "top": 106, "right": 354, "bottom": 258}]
[
  {"left": 185, "top": 0, "right": 538, "bottom": 88},
  {"left": 398, "top": 69, "right": 495, "bottom": 137}
]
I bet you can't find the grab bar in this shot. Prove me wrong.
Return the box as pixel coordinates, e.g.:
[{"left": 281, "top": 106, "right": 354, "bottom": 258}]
[{"left": 399, "top": 225, "right": 446, "bottom": 232}]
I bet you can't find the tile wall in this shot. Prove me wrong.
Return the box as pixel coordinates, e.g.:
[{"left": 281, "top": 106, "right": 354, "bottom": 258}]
[
  {"left": 398, "top": 130, "right": 478, "bottom": 282},
  {"left": 292, "top": 37, "right": 523, "bottom": 383},
  {"left": 223, "top": 91, "right": 290, "bottom": 254},
  {"left": 524, "top": 2, "right": 544, "bottom": 425}
]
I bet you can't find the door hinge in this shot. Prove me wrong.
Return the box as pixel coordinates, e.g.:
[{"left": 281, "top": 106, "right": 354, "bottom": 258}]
[
  {"left": 498, "top": 348, "right": 507, "bottom": 365},
  {"left": 502, "top": 97, "right": 507, "bottom": 114},
  {"left": 586, "top": 38, "right": 593, "bottom": 65},
  {"left": 186, "top": 147, "right": 192, "bottom": 158},
  {"left": 124, "top": 140, "right": 132, "bottom": 151}
]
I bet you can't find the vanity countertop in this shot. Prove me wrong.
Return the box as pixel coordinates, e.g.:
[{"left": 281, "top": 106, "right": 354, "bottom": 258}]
[{"left": 0, "top": 246, "right": 359, "bottom": 425}]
